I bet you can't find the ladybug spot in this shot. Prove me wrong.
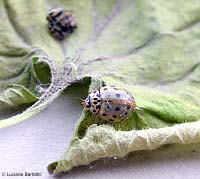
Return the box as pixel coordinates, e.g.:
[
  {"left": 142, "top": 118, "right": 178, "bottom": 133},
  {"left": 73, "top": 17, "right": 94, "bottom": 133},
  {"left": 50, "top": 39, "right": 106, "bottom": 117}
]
[
  {"left": 93, "top": 98, "right": 98, "bottom": 100},
  {"left": 127, "top": 105, "right": 131, "bottom": 109},
  {"left": 125, "top": 112, "right": 128, "bottom": 115},
  {"left": 50, "top": 12, "right": 62, "bottom": 20},
  {"left": 109, "top": 119, "right": 114, "bottom": 122},
  {"left": 103, "top": 87, "right": 108, "bottom": 90},
  {"left": 113, "top": 115, "right": 117, "bottom": 118},
  {"left": 116, "top": 94, "right": 121, "bottom": 98},
  {"left": 86, "top": 104, "right": 91, "bottom": 108},
  {"left": 115, "top": 107, "right": 120, "bottom": 111},
  {"left": 93, "top": 109, "right": 97, "bottom": 113},
  {"left": 56, "top": 21, "right": 62, "bottom": 26},
  {"left": 93, "top": 102, "right": 97, "bottom": 104},
  {"left": 102, "top": 113, "right": 107, "bottom": 116},
  {"left": 96, "top": 105, "right": 100, "bottom": 109},
  {"left": 106, "top": 105, "right": 111, "bottom": 110}
]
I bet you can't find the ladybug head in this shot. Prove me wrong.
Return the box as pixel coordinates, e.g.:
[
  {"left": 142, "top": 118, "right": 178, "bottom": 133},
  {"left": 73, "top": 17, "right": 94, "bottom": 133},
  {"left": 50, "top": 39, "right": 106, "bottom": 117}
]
[
  {"left": 82, "top": 95, "right": 91, "bottom": 108},
  {"left": 82, "top": 90, "right": 101, "bottom": 115}
]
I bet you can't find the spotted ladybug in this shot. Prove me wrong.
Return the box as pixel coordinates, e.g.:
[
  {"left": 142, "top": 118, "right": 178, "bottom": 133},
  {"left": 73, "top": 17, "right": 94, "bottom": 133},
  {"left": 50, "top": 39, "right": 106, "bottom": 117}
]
[
  {"left": 46, "top": 7, "right": 77, "bottom": 39},
  {"left": 82, "top": 86, "right": 137, "bottom": 122}
]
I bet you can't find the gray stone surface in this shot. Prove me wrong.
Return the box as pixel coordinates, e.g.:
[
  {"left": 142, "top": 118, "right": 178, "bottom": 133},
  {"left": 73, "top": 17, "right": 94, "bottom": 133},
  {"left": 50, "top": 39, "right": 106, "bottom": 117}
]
[{"left": 1, "top": 85, "right": 200, "bottom": 179}]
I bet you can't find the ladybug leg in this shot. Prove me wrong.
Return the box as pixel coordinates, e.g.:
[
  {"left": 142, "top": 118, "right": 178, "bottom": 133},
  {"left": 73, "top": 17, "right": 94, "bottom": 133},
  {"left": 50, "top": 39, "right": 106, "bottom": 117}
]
[
  {"left": 135, "top": 106, "right": 143, "bottom": 111},
  {"left": 135, "top": 106, "right": 144, "bottom": 115},
  {"left": 102, "top": 120, "right": 108, "bottom": 125}
]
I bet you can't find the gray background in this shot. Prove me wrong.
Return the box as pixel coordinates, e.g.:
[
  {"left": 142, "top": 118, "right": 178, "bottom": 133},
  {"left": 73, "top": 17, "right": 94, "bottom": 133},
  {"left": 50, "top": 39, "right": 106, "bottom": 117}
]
[{"left": 1, "top": 84, "right": 200, "bottom": 179}]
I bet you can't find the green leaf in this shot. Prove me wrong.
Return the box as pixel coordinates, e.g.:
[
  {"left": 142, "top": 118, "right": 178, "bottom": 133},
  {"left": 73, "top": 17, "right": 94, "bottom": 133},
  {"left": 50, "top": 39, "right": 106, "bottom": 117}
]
[
  {"left": 32, "top": 57, "right": 52, "bottom": 84},
  {"left": 0, "top": 0, "right": 58, "bottom": 123},
  {"left": 0, "top": 0, "right": 200, "bottom": 175},
  {"left": 0, "top": 84, "right": 38, "bottom": 109}
]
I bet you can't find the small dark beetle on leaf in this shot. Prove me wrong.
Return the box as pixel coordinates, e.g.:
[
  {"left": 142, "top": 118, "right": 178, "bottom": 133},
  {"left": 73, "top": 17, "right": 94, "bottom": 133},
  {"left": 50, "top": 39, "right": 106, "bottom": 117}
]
[{"left": 47, "top": 7, "right": 77, "bottom": 39}]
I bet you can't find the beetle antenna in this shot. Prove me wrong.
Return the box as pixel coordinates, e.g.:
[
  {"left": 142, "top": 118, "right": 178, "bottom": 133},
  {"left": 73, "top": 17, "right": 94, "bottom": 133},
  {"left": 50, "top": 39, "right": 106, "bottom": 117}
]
[
  {"left": 76, "top": 97, "right": 85, "bottom": 101},
  {"left": 76, "top": 97, "right": 85, "bottom": 106}
]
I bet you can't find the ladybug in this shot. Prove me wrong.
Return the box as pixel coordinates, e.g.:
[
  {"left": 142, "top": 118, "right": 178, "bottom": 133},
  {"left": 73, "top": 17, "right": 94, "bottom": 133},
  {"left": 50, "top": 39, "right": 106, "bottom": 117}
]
[
  {"left": 82, "top": 86, "right": 137, "bottom": 122},
  {"left": 46, "top": 7, "right": 77, "bottom": 39}
]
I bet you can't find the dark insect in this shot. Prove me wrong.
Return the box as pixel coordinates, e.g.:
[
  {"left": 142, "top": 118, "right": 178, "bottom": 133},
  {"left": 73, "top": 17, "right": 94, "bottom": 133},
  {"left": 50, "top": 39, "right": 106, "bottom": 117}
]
[{"left": 46, "top": 7, "right": 77, "bottom": 39}]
